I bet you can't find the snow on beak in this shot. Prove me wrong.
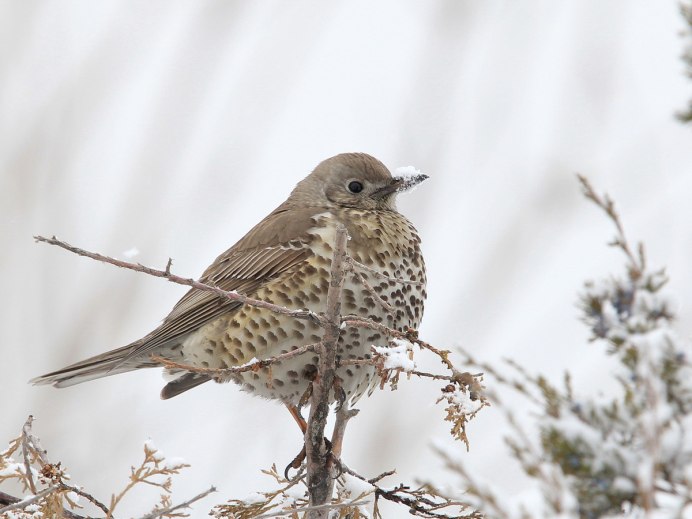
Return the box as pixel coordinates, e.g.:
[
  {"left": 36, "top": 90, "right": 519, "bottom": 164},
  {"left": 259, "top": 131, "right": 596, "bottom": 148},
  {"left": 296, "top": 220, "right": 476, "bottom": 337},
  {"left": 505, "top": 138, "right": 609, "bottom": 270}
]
[{"left": 372, "top": 166, "right": 428, "bottom": 199}]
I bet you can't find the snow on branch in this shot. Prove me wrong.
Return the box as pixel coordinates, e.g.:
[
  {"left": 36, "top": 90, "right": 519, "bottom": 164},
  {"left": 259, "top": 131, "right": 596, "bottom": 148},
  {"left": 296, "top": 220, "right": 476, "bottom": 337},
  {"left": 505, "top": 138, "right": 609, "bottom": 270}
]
[
  {"left": 0, "top": 416, "right": 214, "bottom": 518},
  {"left": 430, "top": 176, "right": 692, "bottom": 518}
]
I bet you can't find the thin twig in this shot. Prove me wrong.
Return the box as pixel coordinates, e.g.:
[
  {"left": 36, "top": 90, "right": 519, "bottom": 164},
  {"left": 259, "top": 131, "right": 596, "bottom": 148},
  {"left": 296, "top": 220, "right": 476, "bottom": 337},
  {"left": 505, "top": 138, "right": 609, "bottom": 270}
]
[
  {"left": 576, "top": 175, "right": 644, "bottom": 278},
  {"left": 11, "top": 417, "right": 110, "bottom": 518},
  {"left": 337, "top": 358, "right": 459, "bottom": 383},
  {"left": 21, "top": 416, "right": 38, "bottom": 494},
  {"left": 151, "top": 342, "right": 320, "bottom": 377},
  {"left": 58, "top": 483, "right": 111, "bottom": 515},
  {"left": 346, "top": 265, "right": 396, "bottom": 315},
  {"left": 341, "top": 466, "right": 470, "bottom": 519},
  {"left": 22, "top": 415, "right": 50, "bottom": 465},
  {"left": 138, "top": 485, "right": 217, "bottom": 519},
  {"left": 346, "top": 257, "right": 424, "bottom": 287},
  {"left": 369, "top": 470, "right": 396, "bottom": 485},
  {"left": 0, "top": 485, "right": 58, "bottom": 515},
  {"left": 341, "top": 318, "right": 473, "bottom": 382},
  {"left": 33, "top": 235, "right": 327, "bottom": 327},
  {"left": 342, "top": 316, "right": 399, "bottom": 337},
  {"left": 254, "top": 499, "right": 369, "bottom": 519}
]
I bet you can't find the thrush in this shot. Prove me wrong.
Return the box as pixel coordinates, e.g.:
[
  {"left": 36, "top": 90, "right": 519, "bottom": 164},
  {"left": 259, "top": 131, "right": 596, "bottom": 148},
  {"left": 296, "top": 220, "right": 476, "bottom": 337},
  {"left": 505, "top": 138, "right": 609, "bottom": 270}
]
[{"left": 31, "top": 153, "right": 427, "bottom": 409}]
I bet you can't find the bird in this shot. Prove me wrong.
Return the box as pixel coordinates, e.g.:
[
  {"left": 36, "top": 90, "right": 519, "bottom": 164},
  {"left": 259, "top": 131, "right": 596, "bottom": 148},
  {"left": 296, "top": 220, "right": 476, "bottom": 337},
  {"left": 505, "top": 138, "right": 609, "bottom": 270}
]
[{"left": 31, "top": 153, "right": 428, "bottom": 417}]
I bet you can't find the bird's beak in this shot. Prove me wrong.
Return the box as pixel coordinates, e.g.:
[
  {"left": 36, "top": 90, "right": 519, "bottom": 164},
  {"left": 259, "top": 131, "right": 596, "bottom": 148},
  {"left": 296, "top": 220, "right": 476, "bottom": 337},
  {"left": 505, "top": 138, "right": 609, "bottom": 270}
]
[{"left": 373, "top": 172, "right": 429, "bottom": 199}]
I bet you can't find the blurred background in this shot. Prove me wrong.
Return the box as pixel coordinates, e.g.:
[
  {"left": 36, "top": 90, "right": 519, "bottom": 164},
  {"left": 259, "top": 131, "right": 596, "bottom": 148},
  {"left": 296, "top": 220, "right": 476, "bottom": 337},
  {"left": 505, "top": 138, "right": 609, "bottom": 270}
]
[{"left": 1, "top": 1, "right": 691, "bottom": 516}]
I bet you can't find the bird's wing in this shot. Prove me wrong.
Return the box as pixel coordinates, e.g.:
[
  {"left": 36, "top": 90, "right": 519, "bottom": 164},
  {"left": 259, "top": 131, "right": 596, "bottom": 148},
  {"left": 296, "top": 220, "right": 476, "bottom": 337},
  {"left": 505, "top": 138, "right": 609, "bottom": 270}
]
[{"left": 128, "top": 205, "right": 324, "bottom": 356}]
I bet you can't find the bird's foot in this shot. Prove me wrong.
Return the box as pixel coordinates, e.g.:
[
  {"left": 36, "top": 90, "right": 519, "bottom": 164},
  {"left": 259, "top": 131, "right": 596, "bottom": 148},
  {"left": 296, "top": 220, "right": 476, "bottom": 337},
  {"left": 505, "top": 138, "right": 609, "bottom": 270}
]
[{"left": 283, "top": 437, "right": 334, "bottom": 480}]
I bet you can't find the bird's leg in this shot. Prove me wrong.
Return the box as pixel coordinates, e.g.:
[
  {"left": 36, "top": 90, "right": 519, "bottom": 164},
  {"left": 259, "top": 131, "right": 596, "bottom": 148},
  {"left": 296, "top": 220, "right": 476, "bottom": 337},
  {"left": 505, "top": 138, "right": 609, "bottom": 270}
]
[
  {"left": 284, "top": 401, "right": 309, "bottom": 479},
  {"left": 286, "top": 403, "right": 307, "bottom": 434},
  {"left": 283, "top": 384, "right": 332, "bottom": 480}
]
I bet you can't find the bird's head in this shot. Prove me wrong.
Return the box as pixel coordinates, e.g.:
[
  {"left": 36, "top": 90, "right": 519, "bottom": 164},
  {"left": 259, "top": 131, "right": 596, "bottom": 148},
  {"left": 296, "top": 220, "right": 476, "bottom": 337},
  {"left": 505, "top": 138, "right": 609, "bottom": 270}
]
[{"left": 288, "top": 153, "right": 428, "bottom": 211}]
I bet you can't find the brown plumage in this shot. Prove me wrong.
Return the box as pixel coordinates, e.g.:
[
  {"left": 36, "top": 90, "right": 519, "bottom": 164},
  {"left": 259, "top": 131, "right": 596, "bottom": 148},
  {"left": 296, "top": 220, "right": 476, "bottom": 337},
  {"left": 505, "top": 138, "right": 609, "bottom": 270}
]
[{"left": 31, "top": 153, "right": 428, "bottom": 405}]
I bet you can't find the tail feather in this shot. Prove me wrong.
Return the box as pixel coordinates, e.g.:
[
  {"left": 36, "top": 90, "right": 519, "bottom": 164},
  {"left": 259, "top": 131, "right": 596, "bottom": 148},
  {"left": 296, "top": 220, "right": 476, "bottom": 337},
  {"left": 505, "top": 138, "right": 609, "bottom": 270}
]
[
  {"left": 30, "top": 343, "right": 158, "bottom": 388},
  {"left": 160, "top": 373, "right": 211, "bottom": 399},
  {"left": 31, "top": 342, "right": 212, "bottom": 398}
]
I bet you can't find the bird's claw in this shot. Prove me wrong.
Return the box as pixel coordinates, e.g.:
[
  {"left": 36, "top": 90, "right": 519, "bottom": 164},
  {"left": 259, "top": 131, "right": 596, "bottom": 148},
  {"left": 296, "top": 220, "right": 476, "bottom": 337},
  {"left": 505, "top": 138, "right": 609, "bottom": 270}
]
[{"left": 284, "top": 445, "right": 306, "bottom": 480}]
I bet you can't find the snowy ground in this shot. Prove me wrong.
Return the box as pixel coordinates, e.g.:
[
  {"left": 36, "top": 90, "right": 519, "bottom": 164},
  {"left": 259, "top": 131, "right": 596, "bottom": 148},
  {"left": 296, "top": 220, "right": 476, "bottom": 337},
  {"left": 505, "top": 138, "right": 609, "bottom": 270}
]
[{"left": 2, "top": 1, "right": 691, "bottom": 517}]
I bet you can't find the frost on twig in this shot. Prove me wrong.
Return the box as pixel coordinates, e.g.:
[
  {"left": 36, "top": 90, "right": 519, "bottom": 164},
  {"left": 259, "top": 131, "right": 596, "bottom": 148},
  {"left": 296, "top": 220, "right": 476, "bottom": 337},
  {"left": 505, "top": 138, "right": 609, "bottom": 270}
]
[
  {"left": 430, "top": 177, "right": 692, "bottom": 518},
  {"left": 211, "top": 463, "right": 484, "bottom": 519},
  {"left": 0, "top": 418, "right": 214, "bottom": 518},
  {"left": 211, "top": 465, "right": 309, "bottom": 518}
]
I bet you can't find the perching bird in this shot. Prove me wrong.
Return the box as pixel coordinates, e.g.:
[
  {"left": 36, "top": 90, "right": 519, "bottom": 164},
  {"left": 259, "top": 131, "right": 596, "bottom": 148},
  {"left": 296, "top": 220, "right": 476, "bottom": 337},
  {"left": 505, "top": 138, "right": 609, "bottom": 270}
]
[{"left": 31, "top": 153, "right": 427, "bottom": 412}]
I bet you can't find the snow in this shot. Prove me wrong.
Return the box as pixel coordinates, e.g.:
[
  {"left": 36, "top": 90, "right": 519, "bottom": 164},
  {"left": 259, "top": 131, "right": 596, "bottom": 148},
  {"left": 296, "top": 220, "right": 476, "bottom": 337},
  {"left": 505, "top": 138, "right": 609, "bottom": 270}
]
[
  {"left": 447, "top": 388, "right": 484, "bottom": 414},
  {"left": 122, "top": 247, "right": 140, "bottom": 258},
  {"left": 164, "top": 456, "right": 187, "bottom": 469},
  {"left": 283, "top": 484, "right": 306, "bottom": 500},
  {"left": 341, "top": 473, "right": 374, "bottom": 498},
  {"left": 240, "top": 357, "right": 260, "bottom": 368},
  {"left": 0, "top": 461, "right": 23, "bottom": 477},
  {"left": 144, "top": 439, "right": 166, "bottom": 461},
  {"left": 394, "top": 165, "right": 423, "bottom": 181},
  {"left": 372, "top": 339, "right": 415, "bottom": 372},
  {"left": 393, "top": 166, "right": 427, "bottom": 193},
  {"left": 339, "top": 473, "right": 375, "bottom": 517},
  {"left": 241, "top": 491, "right": 266, "bottom": 504}
]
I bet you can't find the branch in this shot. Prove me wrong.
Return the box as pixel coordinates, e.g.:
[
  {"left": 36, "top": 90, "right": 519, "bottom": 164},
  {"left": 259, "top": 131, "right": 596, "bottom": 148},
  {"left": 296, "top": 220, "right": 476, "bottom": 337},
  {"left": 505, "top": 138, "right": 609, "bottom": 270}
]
[
  {"left": 138, "top": 485, "right": 217, "bottom": 519},
  {"left": 33, "top": 235, "right": 326, "bottom": 326},
  {"left": 345, "top": 263, "right": 396, "bottom": 315},
  {"left": 0, "top": 485, "right": 58, "bottom": 515},
  {"left": 304, "top": 224, "right": 349, "bottom": 519},
  {"left": 151, "top": 342, "right": 320, "bottom": 378},
  {"left": 346, "top": 257, "right": 425, "bottom": 287},
  {"left": 340, "top": 466, "right": 476, "bottom": 519},
  {"left": 21, "top": 416, "right": 40, "bottom": 494},
  {"left": 58, "top": 483, "right": 110, "bottom": 516},
  {"left": 254, "top": 499, "right": 369, "bottom": 519},
  {"left": 329, "top": 404, "right": 359, "bottom": 463},
  {"left": 576, "top": 175, "right": 645, "bottom": 279}
]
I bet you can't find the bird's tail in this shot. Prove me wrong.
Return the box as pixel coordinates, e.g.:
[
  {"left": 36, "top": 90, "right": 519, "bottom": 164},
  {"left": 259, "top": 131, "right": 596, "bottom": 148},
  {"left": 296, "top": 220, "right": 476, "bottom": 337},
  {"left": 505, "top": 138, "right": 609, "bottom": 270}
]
[{"left": 30, "top": 343, "right": 158, "bottom": 388}]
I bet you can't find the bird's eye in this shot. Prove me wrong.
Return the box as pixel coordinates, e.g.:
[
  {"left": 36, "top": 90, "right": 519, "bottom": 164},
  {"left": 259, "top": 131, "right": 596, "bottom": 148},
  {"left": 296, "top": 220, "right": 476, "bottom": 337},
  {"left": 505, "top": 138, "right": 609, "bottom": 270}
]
[{"left": 347, "top": 181, "right": 364, "bottom": 193}]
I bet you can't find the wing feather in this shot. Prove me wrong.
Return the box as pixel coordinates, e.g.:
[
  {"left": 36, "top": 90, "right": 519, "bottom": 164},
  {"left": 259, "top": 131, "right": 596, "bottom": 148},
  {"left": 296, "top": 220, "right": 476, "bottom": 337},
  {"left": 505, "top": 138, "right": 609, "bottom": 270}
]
[{"left": 124, "top": 206, "right": 321, "bottom": 357}]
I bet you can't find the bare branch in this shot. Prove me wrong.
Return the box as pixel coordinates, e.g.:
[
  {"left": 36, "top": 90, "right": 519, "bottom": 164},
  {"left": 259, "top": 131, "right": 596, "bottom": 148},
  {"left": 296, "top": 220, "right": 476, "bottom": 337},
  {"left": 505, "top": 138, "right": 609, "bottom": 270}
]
[
  {"left": 138, "top": 485, "right": 217, "bottom": 519},
  {"left": 151, "top": 342, "right": 320, "bottom": 378},
  {"left": 346, "top": 257, "right": 424, "bottom": 287},
  {"left": 33, "top": 235, "right": 326, "bottom": 326},
  {"left": 58, "top": 483, "right": 111, "bottom": 516},
  {"left": 304, "top": 224, "right": 349, "bottom": 519},
  {"left": 368, "top": 470, "right": 396, "bottom": 484},
  {"left": 346, "top": 264, "right": 396, "bottom": 315}
]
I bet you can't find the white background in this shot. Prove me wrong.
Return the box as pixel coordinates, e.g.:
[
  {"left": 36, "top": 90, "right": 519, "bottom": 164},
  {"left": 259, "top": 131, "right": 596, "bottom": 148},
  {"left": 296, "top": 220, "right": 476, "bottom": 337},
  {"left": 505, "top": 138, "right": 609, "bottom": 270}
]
[{"left": 2, "top": 1, "right": 691, "bottom": 516}]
